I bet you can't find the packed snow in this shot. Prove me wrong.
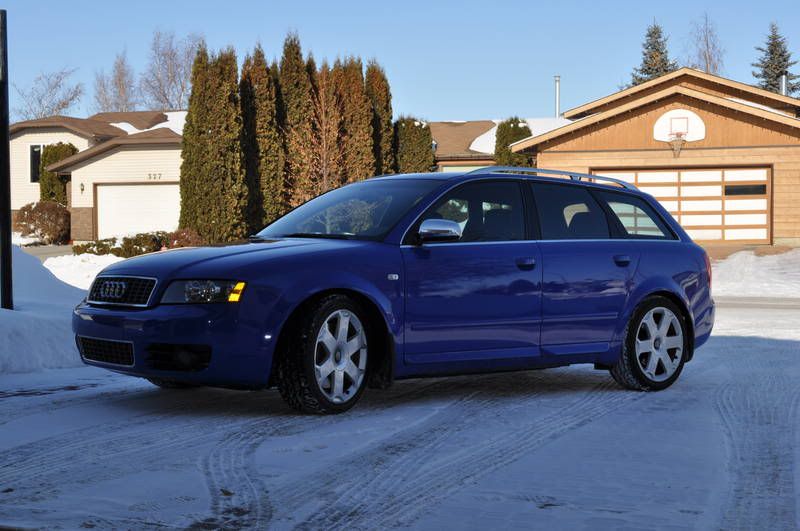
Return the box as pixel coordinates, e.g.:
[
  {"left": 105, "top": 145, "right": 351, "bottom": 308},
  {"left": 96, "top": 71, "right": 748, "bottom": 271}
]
[
  {"left": 1, "top": 243, "right": 800, "bottom": 528},
  {"left": 712, "top": 249, "right": 800, "bottom": 298},
  {"left": 0, "top": 302, "right": 798, "bottom": 529},
  {"left": 0, "top": 246, "right": 85, "bottom": 373},
  {"left": 44, "top": 253, "right": 124, "bottom": 290}
]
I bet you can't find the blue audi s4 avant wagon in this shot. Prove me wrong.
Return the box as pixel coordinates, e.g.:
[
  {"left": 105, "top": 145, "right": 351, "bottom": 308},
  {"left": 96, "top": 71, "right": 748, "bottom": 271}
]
[{"left": 74, "top": 168, "right": 715, "bottom": 414}]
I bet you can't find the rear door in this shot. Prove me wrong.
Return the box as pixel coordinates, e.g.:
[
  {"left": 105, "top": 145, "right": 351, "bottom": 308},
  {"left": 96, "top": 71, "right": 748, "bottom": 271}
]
[
  {"left": 402, "top": 180, "right": 543, "bottom": 365},
  {"left": 531, "top": 182, "right": 637, "bottom": 356}
]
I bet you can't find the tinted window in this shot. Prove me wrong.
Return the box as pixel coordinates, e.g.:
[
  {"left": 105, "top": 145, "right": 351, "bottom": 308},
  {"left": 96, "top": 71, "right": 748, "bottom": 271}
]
[
  {"left": 30, "top": 145, "right": 42, "bottom": 183},
  {"left": 532, "top": 183, "right": 609, "bottom": 239},
  {"left": 724, "top": 184, "right": 766, "bottom": 196},
  {"left": 258, "top": 179, "right": 441, "bottom": 241},
  {"left": 416, "top": 181, "right": 525, "bottom": 242},
  {"left": 595, "top": 191, "right": 673, "bottom": 240}
]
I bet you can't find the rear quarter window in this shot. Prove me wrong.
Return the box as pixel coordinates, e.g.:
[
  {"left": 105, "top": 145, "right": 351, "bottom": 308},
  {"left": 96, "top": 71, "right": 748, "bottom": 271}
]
[{"left": 594, "top": 190, "right": 675, "bottom": 240}]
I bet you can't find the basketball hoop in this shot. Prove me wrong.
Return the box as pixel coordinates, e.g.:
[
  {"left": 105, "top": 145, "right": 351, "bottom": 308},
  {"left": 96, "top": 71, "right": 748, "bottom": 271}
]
[{"left": 667, "top": 132, "right": 686, "bottom": 158}]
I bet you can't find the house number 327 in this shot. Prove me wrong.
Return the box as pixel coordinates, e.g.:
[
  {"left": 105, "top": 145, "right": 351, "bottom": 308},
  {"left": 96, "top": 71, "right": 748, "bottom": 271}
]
[{"left": 147, "top": 173, "right": 163, "bottom": 180}]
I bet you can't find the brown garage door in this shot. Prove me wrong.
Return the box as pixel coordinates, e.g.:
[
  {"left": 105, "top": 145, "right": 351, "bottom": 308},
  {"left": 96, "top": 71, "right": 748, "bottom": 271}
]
[{"left": 593, "top": 168, "right": 771, "bottom": 243}]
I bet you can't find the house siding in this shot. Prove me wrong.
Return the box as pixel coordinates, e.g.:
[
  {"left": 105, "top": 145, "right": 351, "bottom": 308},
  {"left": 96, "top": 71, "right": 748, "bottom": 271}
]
[
  {"left": 70, "top": 145, "right": 182, "bottom": 209},
  {"left": 67, "top": 145, "right": 182, "bottom": 240},
  {"left": 10, "top": 129, "right": 90, "bottom": 209}
]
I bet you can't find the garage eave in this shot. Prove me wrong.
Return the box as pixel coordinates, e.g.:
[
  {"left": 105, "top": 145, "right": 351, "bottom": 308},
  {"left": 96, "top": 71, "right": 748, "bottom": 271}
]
[
  {"left": 511, "top": 85, "right": 800, "bottom": 154},
  {"left": 48, "top": 130, "right": 182, "bottom": 173}
]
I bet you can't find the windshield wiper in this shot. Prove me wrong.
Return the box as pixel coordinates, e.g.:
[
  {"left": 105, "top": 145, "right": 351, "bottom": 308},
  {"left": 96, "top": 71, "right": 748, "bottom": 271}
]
[{"left": 280, "top": 232, "right": 356, "bottom": 240}]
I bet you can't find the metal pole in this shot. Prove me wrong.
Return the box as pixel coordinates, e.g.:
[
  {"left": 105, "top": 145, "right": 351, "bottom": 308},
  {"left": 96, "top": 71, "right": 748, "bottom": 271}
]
[
  {"left": 0, "top": 10, "right": 12, "bottom": 310},
  {"left": 554, "top": 75, "right": 561, "bottom": 118}
]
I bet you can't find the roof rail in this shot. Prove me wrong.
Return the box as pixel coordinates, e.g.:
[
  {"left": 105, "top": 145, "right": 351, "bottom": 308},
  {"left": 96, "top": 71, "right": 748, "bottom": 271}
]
[{"left": 464, "top": 166, "right": 637, "bottom": 190}]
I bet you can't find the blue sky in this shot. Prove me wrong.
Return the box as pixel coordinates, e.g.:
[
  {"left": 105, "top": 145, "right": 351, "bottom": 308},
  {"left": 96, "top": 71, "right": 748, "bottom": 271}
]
[{"left": 4, "top": 0, "right": 799, "bottom": 121}]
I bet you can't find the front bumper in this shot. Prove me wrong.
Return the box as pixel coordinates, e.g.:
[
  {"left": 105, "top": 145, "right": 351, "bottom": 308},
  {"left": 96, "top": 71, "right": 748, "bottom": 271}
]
[{"left": 72, "top": 301, "right": 275, "bottom": 388}]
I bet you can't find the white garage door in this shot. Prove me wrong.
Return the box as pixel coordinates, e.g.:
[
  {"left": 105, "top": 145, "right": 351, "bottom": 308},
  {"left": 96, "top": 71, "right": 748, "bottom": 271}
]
[
  {"left": 594, "top": 168, "right": 770, "bottom": 243},
  {"left": 96, "top": 183, "right": 181, "bottom": 240}
]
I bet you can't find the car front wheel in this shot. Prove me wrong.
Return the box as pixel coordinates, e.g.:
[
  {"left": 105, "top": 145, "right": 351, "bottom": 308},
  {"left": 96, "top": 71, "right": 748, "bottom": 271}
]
[
  {"left": 610, "top": 296, "right": 688, "bottom": 391},
  {"left": 276, "top": 294, "right": 370, "bottom": 414}
]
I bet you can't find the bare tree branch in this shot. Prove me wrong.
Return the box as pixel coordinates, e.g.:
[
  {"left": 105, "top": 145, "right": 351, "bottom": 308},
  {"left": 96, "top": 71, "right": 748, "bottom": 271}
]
[
  {"left": 13, "top": 68, "right": 84, "bottom": 120},
  {"left": 94, "top": 50, "right": 138, "bottom": 112},
  {"left": 140, "top": 30, "right": 203, "bottom": 111},
  {"left": 687, "top": 13, "right": 725, "bottom": 74}
]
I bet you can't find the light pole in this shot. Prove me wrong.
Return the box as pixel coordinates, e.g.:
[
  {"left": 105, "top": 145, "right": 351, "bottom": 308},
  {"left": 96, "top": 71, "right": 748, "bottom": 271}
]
[{"left": 0, "top": 9, "right": 12, "bottom": 310}]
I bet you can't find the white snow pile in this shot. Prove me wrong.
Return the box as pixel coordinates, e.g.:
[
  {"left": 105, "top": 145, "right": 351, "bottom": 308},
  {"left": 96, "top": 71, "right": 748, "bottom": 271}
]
[
  {"left": 11, "top": 231, "right": 40, "bottom": 246},
  {"left": 44, "top": 253, "right": 124, "bottom": 290},
  {"left": 713, "top": 249, "right": 800, "bottom": 298},
  {"left": 468, "top": 117, "right": 572, "bottom": 154},
  {"left": 0, "top": 246, "right": 87, "bottom": 373}
]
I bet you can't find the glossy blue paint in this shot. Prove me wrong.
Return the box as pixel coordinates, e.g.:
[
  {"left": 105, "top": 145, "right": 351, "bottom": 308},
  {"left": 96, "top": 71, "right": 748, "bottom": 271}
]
[{"left": 73, "top": 170, "right": 715, "bottom": 388}]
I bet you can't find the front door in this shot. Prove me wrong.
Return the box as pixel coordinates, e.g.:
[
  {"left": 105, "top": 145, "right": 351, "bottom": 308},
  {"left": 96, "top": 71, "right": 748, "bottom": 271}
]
[{"left": 402, "top": 180, "right": 543, "bottom": 366}]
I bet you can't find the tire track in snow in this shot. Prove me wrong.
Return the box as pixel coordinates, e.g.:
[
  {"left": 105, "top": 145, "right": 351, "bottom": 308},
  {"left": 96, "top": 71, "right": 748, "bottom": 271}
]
[
  {"left": 252, "top": 370, "right": 637, "bottom": 529},
  {"left": 300, "top": 377, "right": 636, "bottom": 529},
  {"left": 714, "top": 372, "right": 800, "bottom": 531},
  {"left": 0, "top": 390, "right": 305, "bottom": 517},
  {"left": 191, "top": 378, "right": 469, "bottom": 530}
]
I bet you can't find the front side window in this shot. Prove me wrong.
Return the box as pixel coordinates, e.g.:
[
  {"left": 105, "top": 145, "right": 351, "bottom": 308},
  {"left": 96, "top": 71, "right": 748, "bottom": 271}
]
[
  {"left": 414, "top": 180, "right": 525, "bottom": 242},
  {"left": 532, "top": 182, "right": 610, "bottom": 239},
  {"left": 30, "top": 145, "right": 43, "bottom": 183},
  {"left": 594, "top": 191, "right": 674, "bottom": 240},
  {"left": 257, "top": 179, "right": 441, "bottom": 241}
]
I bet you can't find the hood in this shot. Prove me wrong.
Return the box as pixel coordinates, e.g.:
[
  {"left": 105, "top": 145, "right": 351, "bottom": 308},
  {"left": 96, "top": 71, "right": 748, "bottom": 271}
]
[{"left": 98, "top": 238, "right": 361, "bottom": 279}]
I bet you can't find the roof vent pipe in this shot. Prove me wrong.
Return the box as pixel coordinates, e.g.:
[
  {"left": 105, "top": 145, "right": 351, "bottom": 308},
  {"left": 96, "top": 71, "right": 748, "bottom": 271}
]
[
  {"left": 780, "top": 73, "right": 788, "bottom": 96},
  {"left": 554, "top": 75, "right": 561, "bottom": 117}
]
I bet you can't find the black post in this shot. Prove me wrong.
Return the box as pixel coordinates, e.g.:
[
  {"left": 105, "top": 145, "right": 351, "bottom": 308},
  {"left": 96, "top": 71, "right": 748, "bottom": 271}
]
[{"left": 0, "top": 10, "right": 12, "bottom": 310}]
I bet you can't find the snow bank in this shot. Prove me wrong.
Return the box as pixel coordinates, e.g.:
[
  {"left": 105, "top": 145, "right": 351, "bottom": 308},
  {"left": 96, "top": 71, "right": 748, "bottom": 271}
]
[
  {"left": 11, "top": 232, "right": 40, "bottom": 246},
  {"left": 0, "top": 246, "right": 87, "bottom": 373},
  {"left": 44, "top": 253, "right": 124, "bottom": 290},
  {"left": 713, "top": 249, "right": 800, "bottom": 298}
]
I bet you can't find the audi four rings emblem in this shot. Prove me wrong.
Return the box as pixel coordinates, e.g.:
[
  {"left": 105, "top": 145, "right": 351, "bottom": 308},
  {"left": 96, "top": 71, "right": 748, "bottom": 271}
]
[{"left": 99, "top": 280, "right": 127, "bottom": 299}]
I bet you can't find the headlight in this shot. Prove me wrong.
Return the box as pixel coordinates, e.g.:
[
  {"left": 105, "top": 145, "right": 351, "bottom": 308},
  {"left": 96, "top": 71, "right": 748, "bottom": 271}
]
[{"left": 160, "top": 280, "right": 247, "bottom": 304}]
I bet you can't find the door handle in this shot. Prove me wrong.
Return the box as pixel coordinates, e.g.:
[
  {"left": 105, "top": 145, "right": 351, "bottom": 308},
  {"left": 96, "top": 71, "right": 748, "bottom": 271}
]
[
  {"left": 516, "top": 257, "right": 537, "bottom": 270},
  {"left": 613, "top": 254, "right": 631, "bottom": 267}
]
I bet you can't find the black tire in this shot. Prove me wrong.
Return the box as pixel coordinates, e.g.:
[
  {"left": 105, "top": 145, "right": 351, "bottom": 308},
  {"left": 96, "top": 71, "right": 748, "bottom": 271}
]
[
  {"left": 275, "top": 294, "right": 370, "bottom": 414},
  {"left": 146, "top": 378, "right": 200, "bottom": 389},
  {"left": 610, "top": 296, "right": 689, "bottom": 391}
]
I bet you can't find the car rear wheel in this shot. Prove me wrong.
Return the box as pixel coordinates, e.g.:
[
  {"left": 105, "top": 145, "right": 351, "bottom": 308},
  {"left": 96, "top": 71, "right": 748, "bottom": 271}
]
[
  {"left": 610, "top": 296, "right": 688, "bottom": 391},
  {"left": 276, "top": 294, "right": 369, "bottom": 414}
]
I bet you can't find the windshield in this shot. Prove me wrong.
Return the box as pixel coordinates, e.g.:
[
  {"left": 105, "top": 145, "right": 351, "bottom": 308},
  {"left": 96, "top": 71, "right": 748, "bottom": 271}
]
[{"left": 256, "top": 179, "right": 441, "bottom": 241}]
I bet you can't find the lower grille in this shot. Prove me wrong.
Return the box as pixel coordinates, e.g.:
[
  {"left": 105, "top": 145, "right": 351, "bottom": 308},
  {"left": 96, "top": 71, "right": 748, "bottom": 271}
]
[
  {"left": 146, "top": 343, "right": 212, "bottom": 372},
  {"left": 78, "top": 336, "right": 134, "bottom": 366}
]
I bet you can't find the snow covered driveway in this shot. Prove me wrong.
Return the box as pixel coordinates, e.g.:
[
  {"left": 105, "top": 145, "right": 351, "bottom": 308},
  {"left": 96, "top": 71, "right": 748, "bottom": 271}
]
[{"left": 0, "top": 303, "right": 798, "bottom": 530}]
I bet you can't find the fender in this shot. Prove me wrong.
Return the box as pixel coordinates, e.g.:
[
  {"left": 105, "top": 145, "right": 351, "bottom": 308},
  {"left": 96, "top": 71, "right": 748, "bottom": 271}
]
[{"left": 257, "top": 268, "right": 404, "bottom": 382}]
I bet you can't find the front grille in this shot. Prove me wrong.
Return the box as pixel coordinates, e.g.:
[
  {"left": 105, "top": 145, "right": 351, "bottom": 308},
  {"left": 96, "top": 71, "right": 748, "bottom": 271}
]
[
  {"left": 88, "top": 276, "right": 157, "bottom": 306},
  {"left": 78, "top": 336, "right": 134, "bottom": 366}
]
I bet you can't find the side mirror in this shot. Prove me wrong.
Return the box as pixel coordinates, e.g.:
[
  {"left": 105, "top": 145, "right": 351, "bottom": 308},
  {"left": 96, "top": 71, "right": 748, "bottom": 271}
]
[{"left": 417, "top": 219, "right": 462, "bottom": 244}]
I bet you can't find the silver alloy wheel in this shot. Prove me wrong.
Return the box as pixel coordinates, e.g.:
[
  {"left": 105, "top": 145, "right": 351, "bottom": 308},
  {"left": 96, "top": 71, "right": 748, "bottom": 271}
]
[
  {"left": 314, "top": 309, "right": 367, "bottom": 403},
  {"left": 634, "top": 307, "right": 684, "bottom": 382}
]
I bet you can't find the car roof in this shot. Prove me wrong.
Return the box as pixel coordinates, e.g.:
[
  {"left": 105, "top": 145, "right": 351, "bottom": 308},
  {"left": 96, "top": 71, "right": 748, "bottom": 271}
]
[{"left": 375, "top": 168, "right": 641, "bottom": 195}]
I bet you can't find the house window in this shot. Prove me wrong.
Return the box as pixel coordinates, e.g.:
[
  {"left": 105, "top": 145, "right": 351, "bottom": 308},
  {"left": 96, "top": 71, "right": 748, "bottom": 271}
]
[
  {"left": 30, "top": 145, "right": 43, "bottom": 183},
  {"left": 724, "top": 184, "right": 767, "bottom": 196}
]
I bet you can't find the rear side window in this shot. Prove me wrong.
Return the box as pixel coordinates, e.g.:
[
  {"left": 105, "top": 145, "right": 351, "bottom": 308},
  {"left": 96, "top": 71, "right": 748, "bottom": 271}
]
[
  {"left": 594, "top": 191, "right": 674, "bottom": 240},
  {"left": 531, "top": 183, "right": 610, "bottom": 239}
]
